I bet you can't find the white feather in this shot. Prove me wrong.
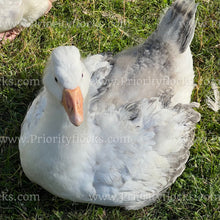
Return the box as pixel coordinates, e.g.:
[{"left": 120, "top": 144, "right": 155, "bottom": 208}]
[
  {"left": 0, "top": 0, "right": 52, "bottom": 32},
  {"left": 206, "top": 82, "right": 220, "bottom": 112}
]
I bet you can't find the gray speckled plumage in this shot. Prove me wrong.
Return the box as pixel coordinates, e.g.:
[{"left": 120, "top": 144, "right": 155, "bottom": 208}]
[{"left": 91, "top": 0, "right": 197, "bottom": 109}]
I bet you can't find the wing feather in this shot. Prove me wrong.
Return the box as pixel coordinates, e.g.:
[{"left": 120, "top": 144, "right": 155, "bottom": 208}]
[{"left": 88, "top": 98, "right": 200, "bottom": 209}]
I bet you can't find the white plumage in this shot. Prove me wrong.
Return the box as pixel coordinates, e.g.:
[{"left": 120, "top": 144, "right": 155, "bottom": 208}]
[
  {"left": 19, "top": 0, "right": 200, "bottom": 210},
  {"left": 0, "top": 0, "right": 55, "bottom": 41},
  {"left": 206, "top": 82, "right": 220, "bottom": 112}
]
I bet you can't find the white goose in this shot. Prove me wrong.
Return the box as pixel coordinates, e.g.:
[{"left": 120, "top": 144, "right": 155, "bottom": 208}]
[
  {"left": 19, "top": 0, "right": 200, "bottom": 210},
  {"left": 0, "top": 0, "right": 55, "bottom": 42}
]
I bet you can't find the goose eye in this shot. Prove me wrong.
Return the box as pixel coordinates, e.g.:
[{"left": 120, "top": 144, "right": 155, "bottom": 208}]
[
  {"left": 55, "top": 77, "right": 58, "bottom": 83},
  {"left": 82, "top": 73, "right": 84, "bottom": 78}
]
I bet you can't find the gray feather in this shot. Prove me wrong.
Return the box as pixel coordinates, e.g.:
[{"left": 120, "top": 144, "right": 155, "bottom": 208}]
[{"left": 156, "top": 0, "right": 198, "bottom": 53}]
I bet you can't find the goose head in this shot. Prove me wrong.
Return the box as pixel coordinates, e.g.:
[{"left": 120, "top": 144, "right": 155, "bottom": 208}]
[{"left": 43, "top": 46, "right": 90, "bottom": 126}]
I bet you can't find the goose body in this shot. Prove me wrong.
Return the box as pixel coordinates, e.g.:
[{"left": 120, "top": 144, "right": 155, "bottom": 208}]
[
  {"left": 0, "top": 0, "right": 54, "bottom": 41},
  {"left": 19, "top": 0, "right": 200, "bottom": 210}
]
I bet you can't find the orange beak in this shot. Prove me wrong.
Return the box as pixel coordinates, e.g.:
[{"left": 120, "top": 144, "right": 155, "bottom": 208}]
[{"left": 62, "top": 87, "right": 84, "bottom": 126}]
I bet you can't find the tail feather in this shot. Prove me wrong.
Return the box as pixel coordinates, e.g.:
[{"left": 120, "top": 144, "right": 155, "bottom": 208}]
[{"left": 157, "top": 0, "right": 198, "bottom": 53}]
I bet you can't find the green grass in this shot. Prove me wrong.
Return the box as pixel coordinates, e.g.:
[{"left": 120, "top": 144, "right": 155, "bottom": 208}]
[{"left": 0, "top": 0, "right": 219, "bottom": 219}]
